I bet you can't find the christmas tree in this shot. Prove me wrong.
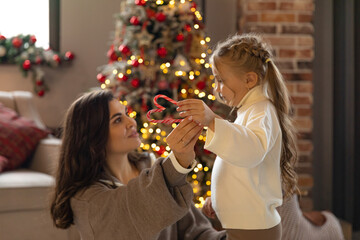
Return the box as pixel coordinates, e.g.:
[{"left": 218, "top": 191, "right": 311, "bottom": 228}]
[
  {"left": 0, "top": 34, "right": 74, "bottom": 97},
  {"left": 97, "top": 0, "right": 227, "bottom": 207}
]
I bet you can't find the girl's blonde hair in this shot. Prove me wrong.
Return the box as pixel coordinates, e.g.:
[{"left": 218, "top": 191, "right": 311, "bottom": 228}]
[{"left": 210, "top": 33, "right": 299, "bottom": 199}]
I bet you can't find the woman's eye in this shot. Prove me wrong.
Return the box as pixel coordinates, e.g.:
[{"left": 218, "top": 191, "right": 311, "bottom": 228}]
[{"left": 114, "top": 117, "right": 122, "bottom": 123}]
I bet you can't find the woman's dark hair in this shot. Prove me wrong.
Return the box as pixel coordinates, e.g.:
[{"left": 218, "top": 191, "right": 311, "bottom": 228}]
[{"left": 50, "top": 90, "right": 114, "bottom": 228}]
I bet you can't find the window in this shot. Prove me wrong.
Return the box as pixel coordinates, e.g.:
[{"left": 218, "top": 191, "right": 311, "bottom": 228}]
[{"left": 0, "top": 0, "right": 50, "bottom": 48}]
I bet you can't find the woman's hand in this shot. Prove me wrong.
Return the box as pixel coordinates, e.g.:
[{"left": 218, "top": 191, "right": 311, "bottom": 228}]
[
  {"left": 202, "top": 197, "right": 216, "bottom": 219},
  {"left": 177, "top": 99, "right": 219, "bottom": 127},
  {"left": 166, "top": 117, "right": 203, "bottom": 168}
]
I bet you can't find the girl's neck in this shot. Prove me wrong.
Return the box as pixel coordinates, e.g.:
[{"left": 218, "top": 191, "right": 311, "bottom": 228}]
[{"left": 106, "top": 153, "right": 139, "bottom": 184}]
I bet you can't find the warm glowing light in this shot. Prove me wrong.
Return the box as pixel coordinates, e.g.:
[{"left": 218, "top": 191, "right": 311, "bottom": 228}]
[
  {"left": 189, "top": 71, "right": 194, "bottom": 75},
  {"left": 210, "top": 75, "right": 214, "bottom": 80},
  {"left": 127, "top": 60, "right": 132, "bottom": 65},
  {"left": 193, "top": 188, "right": 198, "bottom": 193},
  {"left": 140, "top": 143, "right": 144, "bottom": 148},
  {"left": 161, "top": 131, "right": 166, "bottom": 136},
  {"left": 151, "top": 143, "right": 156, "bottom": 148},
  {"left": 172, "top": 123, "right": 177, "bottom": 128},
  {"left": 206, "top": 181, "right": 211, "bottom": 185},
  {"left": 199, "top": 135, "right": 203, "bottom": 140},
  {"left": 207, "top": 49, "right": 212, "bottom": 54},
  {"left": 156, "top": 128, "right": 161, "bottom": 133},
  {"left": 189, "top": 75, "right": 194, "bottom": 80},
  {"left": 156, "top": 0, "right": 164, "bottom": 5},
  {"left": 208, "top": 94, "right": 214, "bottom": 100},
  {"left": 194, "top": 168, "right": 199, "bottom": 173},
  {"left": 142, "top": 134, "right": 148, "bottom": 139},
  {"left": 204, "top": 167, "right": 209, "bottom": 172},
  {"left": 141, "top": 128, "right": 147, "bottom": 134},
  {"left": 200, "top": 59, "right": 205, "bottom": 64},
  {"left": 123, "top": 101, "right": 128, "bottom": 106},
  {"left": 118, "top": 73, "right": 124, "bottom": 78},
  {"left": 144, "top": 144, "right": 150, "bottom": 150},
  {"left": 188, "top": 88, "right": 193, "bottom": 93},
  {"left": 138, "top": 58, "right": 143, "bottom": 63},
  {"left": 165, "top": 62, "right": 171, "bottom": 67},
  {"left": 194, "top": 89, "right": 199, "bottom": 95},
  {"left": 180, "top": 0, "right": 185, "bottom": 3},
  {"left": 181, "top": 89, "right": 187, "bottom": 94},
  {"left": 207, "top": 191, "right": 211, "bottom": 196},
  {"left": 155, "top": 146, "right": 160, "bottom": 151},
  {"left": 199, "top": 92, "right": 206, "bottom": 98},
  {"left": 201, "top": 53, "right": 206, "bottom": 58},
  {"left": 143, "top": 123, "right": 148, "bottom": 127},
  {"left": 105, "top": 79, "right": 110, "bottom": 85},
  {"left": 205, "top": 37, "right": 211, "bottom": 42},
  {"left": 194, "top": 180, "right": 198, "bottom": 185},
  {"left": 192, "top": 174, "right": 197, "bottom": 179},
  {"left": 130, "top": 55, "right": 136, "bottom": 60},
  {"left": 163, "top": 69, "right": 168, "bottom": 74},
  {"left": 194, "top": 24, "right": 199, "bottom": 29},
  {"left": 156, "top": 136, "right": 161, "bottom": 140},
  {"left": 113, "top": 69, "right": 118, "bottom": 74},
  {"left": 195, "top": 71, "right": 200, "bottom": 76},
  {"left": 126, "top": 69, "right": 132, "bottom": 74},
  {"left": 149, "top": 128, "right": 154, "bottom": 133},
  {"left": 101, "top": 84, "right": 106, "bottom": 89},
  {"left": 180, "top": 60, "right": 185, "bottom": 66},
  {"left": 166, "top": 146, "right": 171, "bottom": 151},
  {"left": 205, "top": 63, "right": 210, "bottom": 68},
  {"left": 200, "top": 40, "right": 206, "bottom": 45}
]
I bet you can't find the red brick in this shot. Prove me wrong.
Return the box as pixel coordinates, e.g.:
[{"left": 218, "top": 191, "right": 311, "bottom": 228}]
[
  {"left": 286, "top": 83, "right": 296, "bottom": 93},
  {"left": 298, "top": 36, "right": 314, "bottom": 46},
  {"left": 298, "top": 61, "right": 313, "bottom": 69},
  {"left": 277, "top": 61, "right": 294, "bottom": 70},
  {"left": 299, "top": 14, "right": 313, "bottom": 23},
  {"left": 298, "top": 49, "right": 314, "bottom": 58},
  {"left": 297, "top": 83, "right": 313, "bottom": 93},
  {"left": 279, "top": 49, "right": 296, "bottom": 58},
  {"left": 298, "top": 155, "right": 313, "bottom": 163},
  {"left": 294, "top": 118, "right": 313, "bottom": 131},
  {"left": 246, "top": 14, "right": 258, "bottom": 22},
  {"left": 296, "top": 107, "right": 312, "bottom": 117},
  {"left": 297, "top": 140, "right": 314, "bottom": 152},
  {"left": 280, "top": 2, "right": 315, "bottom": 11},
  {"left": 247, "top": 2, "right": 276, "bottom": 11},
  {"left": 292, "top": 96, "right": 312, "bottom": 105},
  {"left": 282, "top": 25, "right": 314, "bottom": 34},
  {"left": 283, "top": 73, "right": 313, "bottom": 81},
  {"left": 244, "top": 25, "right": 277, "bottom": 34},
  {"left": 264, "top": 36, "right": 296, "bottom": 46},
  {"left": 298, "top": 174, "right": 314, "bottom": 188},
  {"left": 279, "top": 49, "right": 313, "bottom": 59},
  {"left": 261, "top": 13, "right": 296, "bottom": 23}
]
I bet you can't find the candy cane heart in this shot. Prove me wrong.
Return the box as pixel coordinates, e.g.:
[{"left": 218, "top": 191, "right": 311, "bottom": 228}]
[{"left": 146, "top": 94, "right": 183, "bottom": 124}]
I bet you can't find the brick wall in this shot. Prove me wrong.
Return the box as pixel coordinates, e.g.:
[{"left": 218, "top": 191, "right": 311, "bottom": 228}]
[{"left": 237, "top": 0, "right": 315, "bottom": 210}]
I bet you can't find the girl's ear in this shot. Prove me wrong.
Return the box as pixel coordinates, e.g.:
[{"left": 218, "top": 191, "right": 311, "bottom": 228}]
[{"left": 245, "top": 72, "right": 258, "bottom": 89}]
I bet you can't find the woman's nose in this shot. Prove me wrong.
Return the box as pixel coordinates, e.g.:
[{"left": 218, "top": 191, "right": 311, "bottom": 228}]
[{"left": 126, "top": 116, "right": 137, "bottom": 128}]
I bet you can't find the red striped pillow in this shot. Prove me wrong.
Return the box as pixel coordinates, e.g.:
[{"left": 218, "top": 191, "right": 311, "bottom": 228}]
[{"left": 0, "top": 104, "right": 49, "bottom": 172}]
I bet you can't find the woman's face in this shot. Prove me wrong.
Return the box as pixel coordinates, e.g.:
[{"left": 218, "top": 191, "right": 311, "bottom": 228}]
[
  {"left": 106, "top": 99, "right": 141, "bottom": 155},
  {"left": 212, "top": 60, "right": 249, "bottom": 107}
]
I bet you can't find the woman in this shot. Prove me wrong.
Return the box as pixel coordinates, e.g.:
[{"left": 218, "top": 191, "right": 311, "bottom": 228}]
[{"left": 50, "top": 90, "right": 225, "bottom": 240}]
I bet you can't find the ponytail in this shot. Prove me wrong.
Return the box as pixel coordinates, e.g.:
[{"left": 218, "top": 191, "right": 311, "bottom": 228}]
[{"left": 265, "top": 60, "right": 299, "bottom": 199}]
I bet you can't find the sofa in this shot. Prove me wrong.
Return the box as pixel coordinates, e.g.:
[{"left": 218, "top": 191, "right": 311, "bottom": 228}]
[{"left": 0, "top": 91, "right": 77, "bottom": 240}]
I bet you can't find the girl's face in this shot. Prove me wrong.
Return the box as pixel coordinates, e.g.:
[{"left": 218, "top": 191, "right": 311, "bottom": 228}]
[
  {"left": 106, "top": 99, "right": 141, "bottom": 155},
  {"left": 212, "top": 60, "right": 250, "bottom": 107}
]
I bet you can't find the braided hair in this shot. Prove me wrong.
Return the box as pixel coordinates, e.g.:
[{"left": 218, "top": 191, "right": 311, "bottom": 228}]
[{"left": 210, "top": 33, "right": 299, "bottom": 200}]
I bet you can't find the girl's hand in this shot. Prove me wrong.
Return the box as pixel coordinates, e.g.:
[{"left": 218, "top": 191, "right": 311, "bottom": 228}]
[
  {"left": 177, "top": 99, "right": 219, "bottom": 127},
  {"left": 202, "top": 197, "right": 216, "bottom": 219},
  {"left": 166, "top": 117, "right": 203, "bottom": 168}
]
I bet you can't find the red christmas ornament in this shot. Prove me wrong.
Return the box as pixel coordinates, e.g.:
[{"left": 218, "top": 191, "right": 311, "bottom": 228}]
[
  {"left": 156, "top": 145, "right": 166, "bottom": 155},
  {"left": 53, "top": 54, "right": 61, "bottom": 63},
  {"left": 131, "top": 78, "right": 140, "bottom": 88},
  {"left": 157, "top": 47, "right": 167, "bottom": 58},
  {"left": 158, "top": 80, "right": 168, "bottom": 90},
  {"left": 146, "top": 9, "right": 156, "bottom": 19},
  {"left": 119, "top": 45, "right": 131, "bottom": 55},
  {"left": 36, "top": 80, "right": 43, "bottom": 86},
  {"left": 118, "top": 74, "right": 128, "bottom": 82},
  {"left": 155, "top": 12, "right": 166, "bottom": 22},
  {"left": 132, "top": 59, "right": 140, "bottom": 67},
  {"left": 196, "top": 81, "right": 206, "bottom": 90},
  {"left": 22, "top": 60, "right": 31, "bottom": 70},
  {"left": 37, "top": 90, "right": 45, "bottom": 97},
  {"left": 130, "top": 16, "right": 140, "bottom": 25},
  {"left": 97, "top": 73, "right": 107, "bottom": 83},
  {"left": 141, "top": 104, "right": 148, "bottom": 112},
  {"left": 29, "top": 35, "right": 37, "bottom": 44},
  {"left": 107, "top": 49, "right": 118, "bottom": 61},
  {"left": 176, "top": 33, "right": 184, "bottom": 42},
  {"left": 135, "top": 0, "right": 146, "bottom": 6},
  {"left": 184, "top": 24, "right": 192, "bottom": 32},
  {"left": 35, "top": 57, "right": 42, "bottom": 65},
  {"left": 65, "top": 51, "right": 75, "bottom": 60},
  {"left": 0, "top": 35, "right": 6, "bottom": 41},
  {"left": 191, "top": 2, "right": 197, "bottom": 9},
  {"left": 12, "top": 37, "right": 23, "bottom": 48}
]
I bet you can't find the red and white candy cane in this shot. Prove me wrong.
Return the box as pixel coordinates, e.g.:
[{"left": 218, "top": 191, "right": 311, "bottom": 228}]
[{"left": 146, "top": 94, "right": 183, "bottom": 124}]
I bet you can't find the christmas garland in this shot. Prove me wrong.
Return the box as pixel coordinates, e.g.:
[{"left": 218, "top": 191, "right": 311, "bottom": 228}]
[{"left": 0, "top": 34, "right": 74, "bottom": 97}]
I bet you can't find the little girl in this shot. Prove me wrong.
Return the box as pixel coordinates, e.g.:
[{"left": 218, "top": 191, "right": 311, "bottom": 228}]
[{"left": 177, "top": 33, "right": 298, "bottom": 240}]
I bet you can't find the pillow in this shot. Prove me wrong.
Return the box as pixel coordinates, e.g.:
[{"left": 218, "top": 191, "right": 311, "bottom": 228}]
[{"left": 0, "top": 103, "right": 49, "bottom": 172}]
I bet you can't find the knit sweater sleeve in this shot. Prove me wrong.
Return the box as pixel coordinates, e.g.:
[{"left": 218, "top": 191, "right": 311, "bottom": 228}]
[
  {"left": 177, "top": 204, "right": 226, "bottom": 240},
  {"left": 205, "top": 108, "right": 279, "bottom": 168},
  {"left": 71, "top": 157, "right": 193, "bottom": 240}
]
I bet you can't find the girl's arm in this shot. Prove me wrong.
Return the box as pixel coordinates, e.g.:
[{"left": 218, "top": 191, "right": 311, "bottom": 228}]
[{"left": 205, "top": 109, "right": 280, "bottom": 168}]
